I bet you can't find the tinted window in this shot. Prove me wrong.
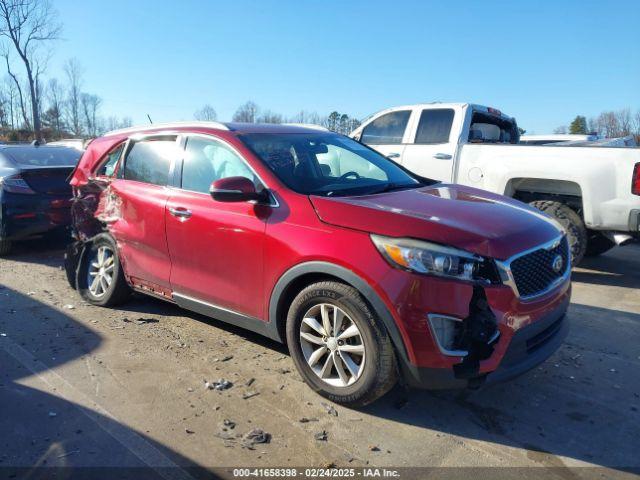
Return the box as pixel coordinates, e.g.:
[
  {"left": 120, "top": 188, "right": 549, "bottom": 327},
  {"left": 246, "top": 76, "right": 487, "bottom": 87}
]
[
  {"left": 181, "top": 136, "right": 256, "bottom": 194},
  {"left": 4, "top": 147, "right": 81, "bottom": 167},
  {"left": 123, "top": 137, "right": 177, "bottom": 186},
  {"left": 241, "top": 133, "right": 419, "bottom": 197},
  {"left": 361, "top": 111, "right": 410, "bottom": 144},
  {"left": 415, "top": 109, "right": 454, "bottom": 144},
  {"left": 96, "top": 143, "right": 125, "bottom": 177}
]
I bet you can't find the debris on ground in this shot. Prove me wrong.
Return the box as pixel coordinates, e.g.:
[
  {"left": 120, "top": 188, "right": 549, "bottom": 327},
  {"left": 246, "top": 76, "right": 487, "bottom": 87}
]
[
  {"left": 204, "top": 378, "right": 233, "bottom": 391},
  {"left": 299, "top": 417, "right": 319, "bottom": 423},
  {"left": 242, "top": 391, "right": 260, "bottom": 400},
  {"left": 48, "top": 411, "right": 57, "bottom": 418},
  {"left": 314, "top": 430, "right": 328, "bottom": 441},
  {"left": 185, "top": 429, "right": 195, "bottom": 434},
  {"left": 62, "top": 304, "right": 75, "bottom": 310},
  {"left": 222, "top": 419, "right": 236, "bottom": 430},
  {"left": 244, "top": 378, "right": 255, "bottom": 387},
  {"left": 369, "top": 445, "right": 381, "bottom": 452},
  {"left": 277, "top": 368, "right": 291, "bottom": 374},
  {"left": 221, "top": 355, "right": 234, "bottom": 362},
  {"left": 242, "top": 428, "right": 271, "bottom": 449},
  {"left": 135, "top": 317, "right": 158, "bottom": 325},
  {"left": 321, "top": 402, "right": 338, "bottom": 416}
]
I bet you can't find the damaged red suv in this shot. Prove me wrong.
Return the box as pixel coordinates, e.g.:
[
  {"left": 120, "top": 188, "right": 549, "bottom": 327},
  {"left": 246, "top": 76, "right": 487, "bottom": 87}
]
[{"left": 66, "top": 122, "right": 570, "bottom": 406}]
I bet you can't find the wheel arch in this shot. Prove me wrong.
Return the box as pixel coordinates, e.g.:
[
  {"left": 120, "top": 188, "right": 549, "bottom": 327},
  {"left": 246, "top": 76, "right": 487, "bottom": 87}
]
[{"left": 268, "top": 262, "right": 410, "bottom": 364}]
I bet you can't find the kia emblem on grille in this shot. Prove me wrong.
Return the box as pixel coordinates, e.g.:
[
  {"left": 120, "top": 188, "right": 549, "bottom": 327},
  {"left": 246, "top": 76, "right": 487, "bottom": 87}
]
[{"left": 552, "top": 255, "right": 564, "bottom": 273}]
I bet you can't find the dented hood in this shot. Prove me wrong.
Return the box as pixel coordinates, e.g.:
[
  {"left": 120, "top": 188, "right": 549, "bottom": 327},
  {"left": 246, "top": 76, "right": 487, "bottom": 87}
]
[{"left": 310, "top": 184, "right": 562, "bottom": 260}]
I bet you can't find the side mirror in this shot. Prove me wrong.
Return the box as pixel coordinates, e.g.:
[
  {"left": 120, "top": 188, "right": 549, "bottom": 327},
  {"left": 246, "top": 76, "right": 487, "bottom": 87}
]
[{"left": 209, "top": 176, "right": 267, "bottom": 203}]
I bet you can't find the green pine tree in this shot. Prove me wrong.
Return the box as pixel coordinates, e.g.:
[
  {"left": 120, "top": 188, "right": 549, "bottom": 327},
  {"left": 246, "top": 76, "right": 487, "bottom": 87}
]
[{"left": 569, "top": 115, "right": 588, "bottom": 134}]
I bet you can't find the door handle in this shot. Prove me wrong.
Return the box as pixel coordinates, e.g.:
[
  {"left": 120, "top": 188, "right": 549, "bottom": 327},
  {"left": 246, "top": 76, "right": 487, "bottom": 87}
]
[
  {"left": 387, "top": 152, "right": 400, "bottom": 159},
  {"left": 169, "top": 207, "right": 192, "bottom": 219},
  {"left": 433, "top": 153, "right": 452, "bottom": 160}
]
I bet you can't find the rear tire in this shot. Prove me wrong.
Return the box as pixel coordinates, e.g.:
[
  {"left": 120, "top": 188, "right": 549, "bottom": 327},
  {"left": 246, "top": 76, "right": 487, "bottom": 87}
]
[
  {"left": 286, "top": 281, "right": 397, "bottom": 407},
  {"left": 78, "top": 234, "right": 131, "bottom": 307},
  {"left": 585, "top": 231, "right": 616, "bottom": 257},
  {"left": 0, "top": 239, "right": 12, "bottom": 256},
  {"left": 529, "top": 200, "right": 587, "bottom": 265}
]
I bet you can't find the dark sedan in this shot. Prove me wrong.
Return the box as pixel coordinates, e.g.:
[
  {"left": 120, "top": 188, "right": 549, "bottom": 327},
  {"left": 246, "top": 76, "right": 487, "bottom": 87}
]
[{"left": 0, "top": 145, "right": 82, "bottom": 255}]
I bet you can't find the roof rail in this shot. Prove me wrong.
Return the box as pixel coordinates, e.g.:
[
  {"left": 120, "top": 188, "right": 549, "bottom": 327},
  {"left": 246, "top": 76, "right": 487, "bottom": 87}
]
[
  {"left": 104, "top": 121, "right": 230, "bottom": 137},
  {"left": 282, "top": 123, "right": 329, "bottom": 131}
]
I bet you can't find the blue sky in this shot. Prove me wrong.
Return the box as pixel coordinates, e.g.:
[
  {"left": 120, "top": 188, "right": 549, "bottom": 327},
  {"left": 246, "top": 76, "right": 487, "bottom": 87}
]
[{"left": 49, "top": 0, "right": 639, "bottom": 133}]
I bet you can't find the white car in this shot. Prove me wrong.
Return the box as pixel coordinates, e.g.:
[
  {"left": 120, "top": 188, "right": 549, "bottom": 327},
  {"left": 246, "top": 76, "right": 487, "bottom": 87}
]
[{"left": 351, "top": 102, "right": 640, "bottom": 264}]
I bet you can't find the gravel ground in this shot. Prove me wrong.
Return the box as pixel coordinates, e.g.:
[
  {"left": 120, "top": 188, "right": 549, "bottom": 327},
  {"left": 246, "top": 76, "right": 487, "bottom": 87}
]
[{"left": 0, "top": 238, "right": 638, "bottom": 479}]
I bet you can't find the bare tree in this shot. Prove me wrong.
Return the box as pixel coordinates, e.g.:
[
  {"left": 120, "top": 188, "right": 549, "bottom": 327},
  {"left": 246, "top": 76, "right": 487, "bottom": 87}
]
[
  {"left": 64, "top": 58, "right": 83, "bottom": 135},
  {"left": 41, "top": 76, "right": 63, "bottom": 134},
  {"left": 194, "top": 104, "right": 217, "bottom": 121},
  {"left": 0, "top": 0, "right": 61, "bottom": 141},
  {"left": 553, "top": 125, "right": 568, "bottom": 134},
  {"left": 80, "top": 92, "right": 101, "bottom": 136},
  {"left": 2, "top": 48, "right": 28, "bottom": 127},
  {"left": 615, "top": 108, "right": 631, "bottom": 136},
  {"left": 257, "top": 109, "right": 282, "bottom": 124},
  {"left": 105, "top": 115, "right": 132, "bottom": 132},
  {"left": 232, "top": 101, "right": 258, "bottom": 123}
]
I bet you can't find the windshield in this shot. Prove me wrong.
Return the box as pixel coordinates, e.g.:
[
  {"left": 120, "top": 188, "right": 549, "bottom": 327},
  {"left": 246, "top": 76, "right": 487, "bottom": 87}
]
[
  {"left": 4, "top": 147, "right": 81, "bottom": 167},
  {"left": 240, "top": 133, "right": 420, "bottom": 196}
]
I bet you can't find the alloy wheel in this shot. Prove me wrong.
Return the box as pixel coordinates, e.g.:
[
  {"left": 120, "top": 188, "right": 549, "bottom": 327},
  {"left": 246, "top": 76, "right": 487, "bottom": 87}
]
[
  {"left": 87, "top": 246, "right": 115, "bottom": 298},
  {"left": 299, "top": 303, "right": 366, "bottom": 387}
]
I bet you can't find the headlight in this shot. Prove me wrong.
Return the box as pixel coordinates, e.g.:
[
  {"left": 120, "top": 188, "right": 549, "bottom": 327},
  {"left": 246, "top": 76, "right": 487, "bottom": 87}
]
[{"left": 371, "top": 234, "right": 494, "bottom": 283}]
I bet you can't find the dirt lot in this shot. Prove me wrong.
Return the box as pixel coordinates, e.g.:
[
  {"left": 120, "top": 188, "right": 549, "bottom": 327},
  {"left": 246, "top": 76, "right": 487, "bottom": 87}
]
[{"left": 0, "top": 238, "right": 639, "bottom": 479}]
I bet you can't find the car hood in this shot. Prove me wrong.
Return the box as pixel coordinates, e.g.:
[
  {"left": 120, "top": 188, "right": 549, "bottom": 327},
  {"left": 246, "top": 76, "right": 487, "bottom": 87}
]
[{"left": 310, "top": 184, "right": 563, "bottom": 260}]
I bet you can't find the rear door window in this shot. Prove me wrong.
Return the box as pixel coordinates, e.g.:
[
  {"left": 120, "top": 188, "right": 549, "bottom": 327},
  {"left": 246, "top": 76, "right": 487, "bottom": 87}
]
[
  {"left": 415, "top": 109, "right": 454, "bottom": 144},
  {"left": 122, "top": 136, "right": 179, "bottom": 186},
  {"left": 96, "top": 143, "right": 125, "bottom": 177},
  {"left": 361, "top": 111, "right": 411, "bottom": 144}
]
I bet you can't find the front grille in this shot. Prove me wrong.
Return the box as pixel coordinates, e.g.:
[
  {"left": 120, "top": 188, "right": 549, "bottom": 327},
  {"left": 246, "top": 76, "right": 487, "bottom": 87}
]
[{"left": 510, "top": 237, "right": 569, "bottom": 298}]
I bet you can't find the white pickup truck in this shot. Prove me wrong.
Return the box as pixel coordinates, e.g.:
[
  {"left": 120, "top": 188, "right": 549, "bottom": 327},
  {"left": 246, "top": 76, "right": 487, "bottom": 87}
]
[{"left": 350, "top": 103, "right": 640, "bottom": 264}]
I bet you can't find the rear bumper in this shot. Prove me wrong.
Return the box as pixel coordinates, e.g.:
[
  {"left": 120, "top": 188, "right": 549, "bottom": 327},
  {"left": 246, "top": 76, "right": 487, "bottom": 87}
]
[
  {"left": 1, "top": 194, "right": 72, "bottom": 240},
  {"left": 401, "top": 292, "right": 569, "bottom": 390}
]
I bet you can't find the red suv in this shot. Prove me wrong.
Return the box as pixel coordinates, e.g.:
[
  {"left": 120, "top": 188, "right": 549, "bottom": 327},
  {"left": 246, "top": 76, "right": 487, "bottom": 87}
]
[{"left": 66, "top": 122, "right": 570, "bottom": 406}]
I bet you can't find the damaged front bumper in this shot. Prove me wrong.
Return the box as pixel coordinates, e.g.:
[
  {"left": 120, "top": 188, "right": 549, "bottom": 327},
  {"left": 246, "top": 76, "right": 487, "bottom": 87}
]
[{"left": 378, "top": 269, "right": 571, "bottom": 390}]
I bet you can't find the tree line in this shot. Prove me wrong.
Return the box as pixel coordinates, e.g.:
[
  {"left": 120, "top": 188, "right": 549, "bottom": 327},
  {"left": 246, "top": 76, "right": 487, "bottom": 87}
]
[
  {"left": 554, "top": 109, "right": 640, "bottom": 140},
  {"left": 195, "top": 101, "right": 361, "bottom": 135}
]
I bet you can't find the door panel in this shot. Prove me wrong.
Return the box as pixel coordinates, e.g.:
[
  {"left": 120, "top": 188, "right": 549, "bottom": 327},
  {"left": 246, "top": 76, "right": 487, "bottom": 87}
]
[
  {"left": 165, "top": 134, "right": 268, "bottom": 319},
  {"left": 165, "top": 189, "right": 267, "bottom": 319},
  {"left": 401, "top": 108, "right": 456, "bottom": 182},
  {"left": 108, "top": 180, "right": 172, "bottom": 289}
]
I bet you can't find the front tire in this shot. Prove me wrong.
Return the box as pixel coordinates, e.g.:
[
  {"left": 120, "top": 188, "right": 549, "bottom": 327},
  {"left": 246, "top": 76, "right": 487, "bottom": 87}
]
[
  {"left": 78, "top": 234, "right": 131, "bottom": 307},
  {"left": 286, "top": 281, "right": 397, "bottom": 407},
  {"left": 529, "top": 200, "right": 587, "bottom": 265}
]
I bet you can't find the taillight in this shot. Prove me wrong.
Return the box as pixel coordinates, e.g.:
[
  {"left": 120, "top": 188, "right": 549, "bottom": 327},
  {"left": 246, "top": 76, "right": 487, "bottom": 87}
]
[
  {"left": 0, "top": 174, "right": 36, "bottom": 194},
  {"left": 633, "top": 163, "right": 640, "bottom": 196}
]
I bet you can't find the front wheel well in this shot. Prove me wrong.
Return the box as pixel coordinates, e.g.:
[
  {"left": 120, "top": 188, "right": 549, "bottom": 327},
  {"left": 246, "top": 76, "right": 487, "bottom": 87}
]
[{"left": 273, "top": 272, "right": 348, "bottom": 344}]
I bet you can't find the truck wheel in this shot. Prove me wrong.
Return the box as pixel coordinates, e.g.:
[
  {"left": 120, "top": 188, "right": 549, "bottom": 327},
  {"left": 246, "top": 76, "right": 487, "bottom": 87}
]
[
  {"left": 529, "top": 200, "right": 587, "bottom": 265},
  {"left": 0, "top": 239, "right": 12, "bottom": 256},
  {"left": 78, "top": 234, "right": 131, "bottom": 307},
  {"left": 585, "top": 231, "right": 615, "bottom": 257},
  {"left": 286, "top": 281, "right": 397, "bottom": 407}
]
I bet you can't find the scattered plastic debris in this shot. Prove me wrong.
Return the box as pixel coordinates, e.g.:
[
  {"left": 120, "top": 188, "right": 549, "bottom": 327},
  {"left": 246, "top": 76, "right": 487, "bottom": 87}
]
[
  {"left": 63, "top": 304, "right": 75, "bottom": 310},
  {"left": 314, "top": 430, "right": 328, "bottom": 441},
  {"left": 242, "top": 428, "right": 271, "bottom": 449},
  {"left": 321, "top": 402, "right": 338, "bottom": 416},
  {"left": 222, "top": 419, "right": 236, "bottom": 430},
  {"left": 204, "top": 379, "right": 233, "bottom": 391}
]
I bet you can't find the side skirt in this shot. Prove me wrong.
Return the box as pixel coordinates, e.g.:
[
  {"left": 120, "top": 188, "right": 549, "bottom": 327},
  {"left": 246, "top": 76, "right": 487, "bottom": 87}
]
[{"left": 172, "top": 293, "right": 282, "bottom": 342}]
